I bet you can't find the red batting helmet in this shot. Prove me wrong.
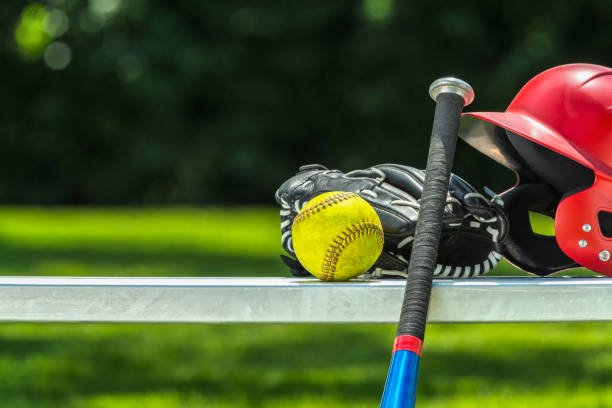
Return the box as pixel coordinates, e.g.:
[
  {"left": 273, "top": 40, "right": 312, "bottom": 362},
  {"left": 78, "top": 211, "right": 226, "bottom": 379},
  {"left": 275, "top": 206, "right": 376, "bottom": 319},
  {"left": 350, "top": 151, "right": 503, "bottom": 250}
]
[{"left": 459, "top": 63, "right": 612, "bottom": 276}]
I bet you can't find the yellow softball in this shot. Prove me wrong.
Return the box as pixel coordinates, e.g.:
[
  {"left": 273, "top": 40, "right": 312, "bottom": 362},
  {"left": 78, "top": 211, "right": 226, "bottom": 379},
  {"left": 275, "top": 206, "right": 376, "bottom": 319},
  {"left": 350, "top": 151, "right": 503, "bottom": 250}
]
[{"left": 291, "top": 191, "right": 384, "bottom": 281}]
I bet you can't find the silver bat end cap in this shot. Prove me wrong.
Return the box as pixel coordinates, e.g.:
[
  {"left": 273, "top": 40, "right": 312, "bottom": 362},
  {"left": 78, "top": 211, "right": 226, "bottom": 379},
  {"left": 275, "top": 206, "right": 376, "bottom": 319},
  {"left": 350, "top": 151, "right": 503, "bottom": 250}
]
[{"left": 429, "top": 77, "right": 474, "bottom": 106}]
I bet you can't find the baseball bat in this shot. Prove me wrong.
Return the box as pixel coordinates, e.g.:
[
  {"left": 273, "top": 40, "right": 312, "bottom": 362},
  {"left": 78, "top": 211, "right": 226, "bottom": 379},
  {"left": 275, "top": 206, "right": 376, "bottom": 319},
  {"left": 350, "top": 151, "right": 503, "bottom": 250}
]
[{"left": 380, "top": 78, "right": 474, "bottom": 408}]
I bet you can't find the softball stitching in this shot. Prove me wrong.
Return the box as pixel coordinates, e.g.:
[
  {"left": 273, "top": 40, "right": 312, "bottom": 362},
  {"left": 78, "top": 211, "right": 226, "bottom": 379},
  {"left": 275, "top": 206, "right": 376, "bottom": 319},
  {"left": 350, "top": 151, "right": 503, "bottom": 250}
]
[
  {"left": 292, "top": 191, "right": 358, "bottom": 227},
  {"left": 320, "top": 220, "right": 384, "bottom": 280}
]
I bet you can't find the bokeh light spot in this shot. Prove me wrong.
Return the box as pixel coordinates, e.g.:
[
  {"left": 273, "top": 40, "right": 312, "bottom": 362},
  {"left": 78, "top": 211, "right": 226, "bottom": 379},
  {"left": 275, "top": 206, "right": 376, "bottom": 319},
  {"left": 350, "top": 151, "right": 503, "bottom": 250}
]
[
  {"left": 363, "top": 0, "right": 393, "bottom": 21},
  {"left": 89, "top": 0, "right": 122, "bottom": 22},
  {"left": 44, "top": 41, "right": 72, "bottom": 70},
  {"left": 14, "top": 3, "right": 51, "bottom": 59},
  {"left": 44, "top": 9, "right": 70, "bottom": 37}
]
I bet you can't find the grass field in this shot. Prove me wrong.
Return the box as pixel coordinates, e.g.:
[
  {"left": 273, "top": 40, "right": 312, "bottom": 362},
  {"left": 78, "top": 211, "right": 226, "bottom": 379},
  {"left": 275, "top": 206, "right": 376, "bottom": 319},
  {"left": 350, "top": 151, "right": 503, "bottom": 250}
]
[{"left": 0, "top": 207, "right": 610, "bottom": 407}]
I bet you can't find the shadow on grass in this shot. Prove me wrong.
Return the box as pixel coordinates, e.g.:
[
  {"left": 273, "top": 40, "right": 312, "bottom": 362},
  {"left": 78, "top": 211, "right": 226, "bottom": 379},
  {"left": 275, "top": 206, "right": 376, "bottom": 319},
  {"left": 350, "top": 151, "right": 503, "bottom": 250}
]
[
  {"left": 418, "top": 346, "right": 612, "bottom": 396},
  {"left": 0, "top": 325, "right": 390, "bottom": 405},
  {"left": 0, "top": 324, "right": 611, "bottom": 406},
  {"left": 0, "top": 240, "right": 286, "bottom": 277}
]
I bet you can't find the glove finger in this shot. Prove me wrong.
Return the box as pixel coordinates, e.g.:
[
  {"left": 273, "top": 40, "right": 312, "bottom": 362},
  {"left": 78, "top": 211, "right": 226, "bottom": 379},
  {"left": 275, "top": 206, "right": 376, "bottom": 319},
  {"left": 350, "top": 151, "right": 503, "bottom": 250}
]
[{"left": 373, "top": 164, "right": 425, "bottom": 199}]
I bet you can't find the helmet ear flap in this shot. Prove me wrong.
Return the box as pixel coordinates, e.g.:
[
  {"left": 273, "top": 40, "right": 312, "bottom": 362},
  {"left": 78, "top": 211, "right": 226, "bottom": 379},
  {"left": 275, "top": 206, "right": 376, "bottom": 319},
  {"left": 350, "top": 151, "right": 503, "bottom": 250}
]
[
  {"left": 555, "top": 180, "right": 612, "bottom": 276},
  {"left": 501, "top": 183, "right": 579, "bottom": 275}
]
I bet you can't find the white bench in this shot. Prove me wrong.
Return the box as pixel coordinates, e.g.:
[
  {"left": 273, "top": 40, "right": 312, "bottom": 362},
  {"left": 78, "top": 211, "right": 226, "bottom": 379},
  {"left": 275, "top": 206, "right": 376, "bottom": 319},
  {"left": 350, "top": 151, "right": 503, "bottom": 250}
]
[{"left": 0, "top": 276, "right": 610, "bottom": 323}]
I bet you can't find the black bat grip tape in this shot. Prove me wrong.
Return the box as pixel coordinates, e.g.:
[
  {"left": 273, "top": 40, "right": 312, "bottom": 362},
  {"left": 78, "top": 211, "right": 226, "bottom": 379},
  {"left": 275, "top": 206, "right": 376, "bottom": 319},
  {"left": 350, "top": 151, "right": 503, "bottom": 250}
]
[{"left": 396, "top": 92, "right": 465, "bottom": 340}]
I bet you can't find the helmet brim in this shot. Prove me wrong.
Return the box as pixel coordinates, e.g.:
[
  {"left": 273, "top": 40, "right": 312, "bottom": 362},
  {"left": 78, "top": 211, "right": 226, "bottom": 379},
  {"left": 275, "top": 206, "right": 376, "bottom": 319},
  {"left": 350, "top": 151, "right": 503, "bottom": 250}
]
[{"left": 459, "top": 112, "right": 593, "bottom": 175}]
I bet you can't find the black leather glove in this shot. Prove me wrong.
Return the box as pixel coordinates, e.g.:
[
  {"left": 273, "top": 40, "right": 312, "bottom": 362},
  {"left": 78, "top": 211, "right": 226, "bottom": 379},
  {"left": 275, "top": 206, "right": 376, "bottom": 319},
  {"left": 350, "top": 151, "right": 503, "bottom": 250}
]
[{"left": 275, "top": 164, "right": 507, "bottom": 279}]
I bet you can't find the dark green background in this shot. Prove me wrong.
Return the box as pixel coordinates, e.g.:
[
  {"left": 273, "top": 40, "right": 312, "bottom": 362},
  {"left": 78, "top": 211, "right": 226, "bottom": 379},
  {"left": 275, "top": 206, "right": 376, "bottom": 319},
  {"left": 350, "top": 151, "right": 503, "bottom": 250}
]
[
  {"left": 1, "top": 4, "right": 611, "bottom": 406},
  {"left": 1, "top": 0, "right": 610, "bottom": 205}
]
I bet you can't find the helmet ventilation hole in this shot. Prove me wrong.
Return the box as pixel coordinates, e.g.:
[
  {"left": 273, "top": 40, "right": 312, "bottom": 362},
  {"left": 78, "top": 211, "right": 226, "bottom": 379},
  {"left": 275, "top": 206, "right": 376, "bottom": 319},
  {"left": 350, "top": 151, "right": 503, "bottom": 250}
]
[{"left": 598, "top": 211, "right": 612, "bottom": 238}]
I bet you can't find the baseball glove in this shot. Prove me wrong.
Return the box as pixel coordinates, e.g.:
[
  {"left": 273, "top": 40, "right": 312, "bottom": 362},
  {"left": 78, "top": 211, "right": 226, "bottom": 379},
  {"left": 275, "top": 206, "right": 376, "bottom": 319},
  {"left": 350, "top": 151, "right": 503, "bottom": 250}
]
[{"left": 275, "top": 164, "right": 508, "bottom": 279}]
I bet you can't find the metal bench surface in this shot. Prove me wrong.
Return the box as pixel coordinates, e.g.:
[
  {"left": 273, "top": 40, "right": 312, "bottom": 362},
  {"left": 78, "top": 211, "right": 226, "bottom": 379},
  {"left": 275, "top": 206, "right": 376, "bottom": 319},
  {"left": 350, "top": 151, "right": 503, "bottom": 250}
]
[{"left": 0, "top": 276, "right": 610, "bottom": 323}]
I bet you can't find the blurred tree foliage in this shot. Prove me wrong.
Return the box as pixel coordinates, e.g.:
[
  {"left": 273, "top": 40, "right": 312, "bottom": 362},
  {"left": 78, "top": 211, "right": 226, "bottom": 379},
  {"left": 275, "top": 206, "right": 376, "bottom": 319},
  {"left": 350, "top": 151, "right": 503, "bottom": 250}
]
[{"left": 0, "top": 0, "right": 610, "bottom": 204}]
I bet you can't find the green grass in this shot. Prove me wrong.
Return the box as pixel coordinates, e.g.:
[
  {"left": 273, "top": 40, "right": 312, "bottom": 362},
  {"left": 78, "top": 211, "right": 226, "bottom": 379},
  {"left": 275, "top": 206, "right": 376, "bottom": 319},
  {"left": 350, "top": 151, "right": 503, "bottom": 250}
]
[
  {"left": 0, "top": 207, "right": 286, "bottom": 277},
  {"left": 0, "top": 207, "right": 610, "bottom": 407}
]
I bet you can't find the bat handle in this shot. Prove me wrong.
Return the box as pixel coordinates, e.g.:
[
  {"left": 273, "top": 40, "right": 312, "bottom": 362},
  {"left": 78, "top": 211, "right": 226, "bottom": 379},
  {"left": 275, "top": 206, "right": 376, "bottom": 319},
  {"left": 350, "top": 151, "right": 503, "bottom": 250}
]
[{"left": 380, "top": 77, "right": 474, "bottom": 408}]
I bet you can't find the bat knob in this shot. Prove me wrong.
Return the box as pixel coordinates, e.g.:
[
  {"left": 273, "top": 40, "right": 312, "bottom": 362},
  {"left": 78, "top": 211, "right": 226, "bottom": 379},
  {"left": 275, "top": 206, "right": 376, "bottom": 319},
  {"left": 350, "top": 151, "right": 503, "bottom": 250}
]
[{"left": 429, "top": 77, "right": 474, "bottom": 106}]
